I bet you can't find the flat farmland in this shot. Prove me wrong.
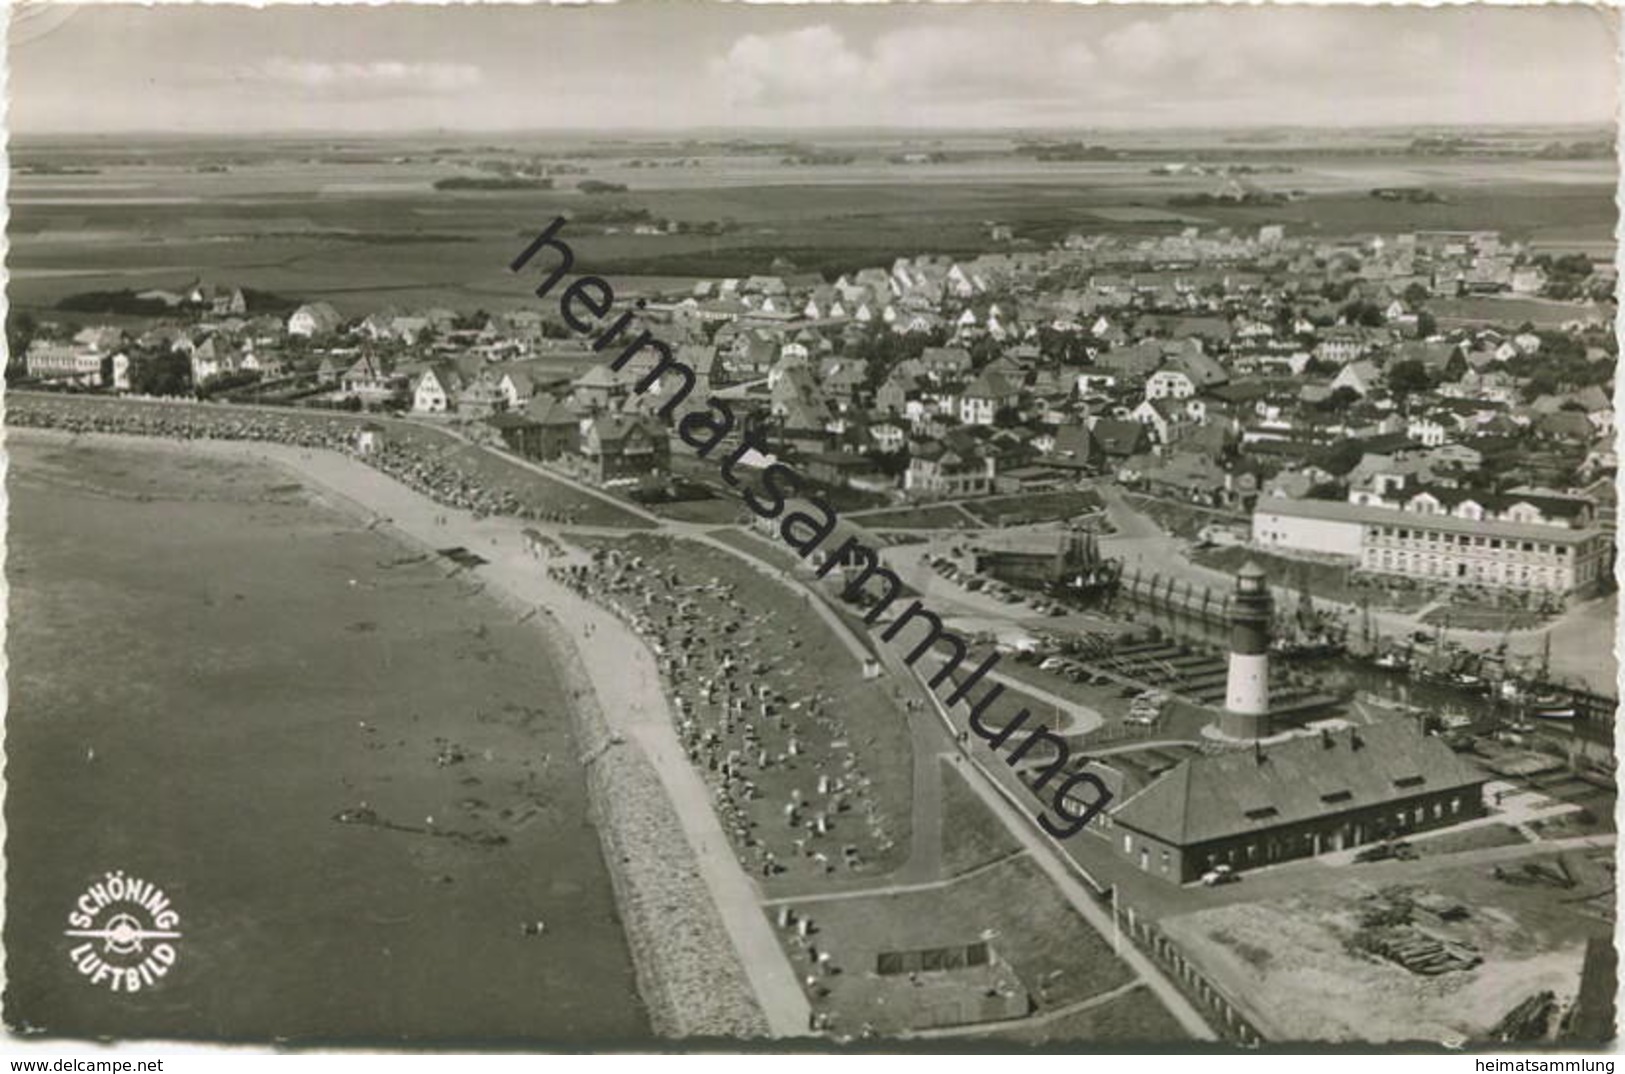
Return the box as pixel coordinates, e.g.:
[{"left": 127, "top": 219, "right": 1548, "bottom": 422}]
[{"left": 11, "top": 147, "right": 1615, "bottom": 315}]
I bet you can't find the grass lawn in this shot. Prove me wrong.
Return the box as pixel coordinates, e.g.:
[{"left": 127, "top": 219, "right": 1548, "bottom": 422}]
[
  {"left": 384, "top": 426, "right": 656, "bottom": 529},
  {"left": 643, "top": 497, "right": 747, "bottom": 525},
  {"left": 984, "top": 984, "right": 1191, "bottom": 1045},
  {"left": 705, "top": 525, "right": 813, "bottom": 575},
  {"left": 784, "top": 855, "right": 1137, "bottom": 1035},
  {"left": 963, "top": 489, "right": 1104, "bottom": 527},
  {"left": 1124, "top": 493, "right": 1245, "bottom": 542},
  {"left": 854, "top": 503, "right": 983, "bottom": 530},
  {"left": 939, "top": 758, "right": 1025, "bottom": 878}
]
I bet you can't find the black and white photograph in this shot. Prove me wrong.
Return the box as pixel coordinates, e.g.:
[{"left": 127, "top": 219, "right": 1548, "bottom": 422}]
[{"left": 1, "top": 0, "right": 1620, "bottom": 1054}]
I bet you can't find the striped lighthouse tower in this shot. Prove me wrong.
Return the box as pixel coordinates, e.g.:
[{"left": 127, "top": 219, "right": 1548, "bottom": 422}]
[{"left": 1223, "top": 562, "right": 1273, "bottom": 737}]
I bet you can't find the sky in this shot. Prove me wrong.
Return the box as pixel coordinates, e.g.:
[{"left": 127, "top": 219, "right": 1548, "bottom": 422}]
[{"left": 7, "top": 2, "right": 1620, "bottom": 134}]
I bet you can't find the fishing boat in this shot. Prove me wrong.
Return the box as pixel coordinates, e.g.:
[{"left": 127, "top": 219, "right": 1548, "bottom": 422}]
[
  {"left": 1527, "top": 692, "right": 1578, "bottom": 720},
  {"left": 1372, "top": 649, "right": 1411, "bottom": 673},
  {"left": 1057, "top": 527, "right": 1123, "bottom": 600}
]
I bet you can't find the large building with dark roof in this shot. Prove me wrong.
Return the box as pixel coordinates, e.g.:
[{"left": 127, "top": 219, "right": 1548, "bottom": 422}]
[{"left": 1107, "top": 721, "right": 1488, "bottom": 883}]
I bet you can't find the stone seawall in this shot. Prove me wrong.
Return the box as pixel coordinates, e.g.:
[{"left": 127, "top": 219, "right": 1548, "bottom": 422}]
[{"left": 528, "top": 604, "right": 771, "bottom": 1039}]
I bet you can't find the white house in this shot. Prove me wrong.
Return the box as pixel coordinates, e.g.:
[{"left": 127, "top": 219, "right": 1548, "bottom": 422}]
[
  {"left": 413, "top": 364, "right": 463, "bottom": 414},
  {"left": 1406, "top": 416, "right": 1449, "bottom": 448},
  {"left": 287, "top": 302, "right": 343, "bottom": 339},
  {"left": 1145, "top": 366, "right": 1198, "bottom": 400}
]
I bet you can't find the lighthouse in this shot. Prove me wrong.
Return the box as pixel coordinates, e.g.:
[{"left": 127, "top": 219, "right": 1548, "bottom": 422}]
[{"left": 1222, "top": 562, "right": 1273, "bottom": 738}]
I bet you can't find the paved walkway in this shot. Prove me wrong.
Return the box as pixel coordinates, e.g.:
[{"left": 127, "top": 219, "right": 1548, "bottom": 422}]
[
  {"left": 535, "top": 571, "right": 813, "bottom": 1037},
  {"left": 762, "top": 851, "right": 1026, "bottom": 907},
  {"left": 986, "top": 671, "right": 1105, "bottom": 737}
]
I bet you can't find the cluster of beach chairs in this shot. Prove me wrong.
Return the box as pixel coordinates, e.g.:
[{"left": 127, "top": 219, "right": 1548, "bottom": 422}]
[{"left": 550, "top": 542, "right": 902, "bottom": 885}]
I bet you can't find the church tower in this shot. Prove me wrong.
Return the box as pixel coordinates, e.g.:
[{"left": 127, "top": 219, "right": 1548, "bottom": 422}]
[{"left": 1222, "top": 562, "right": 1273, "bottom": 737}]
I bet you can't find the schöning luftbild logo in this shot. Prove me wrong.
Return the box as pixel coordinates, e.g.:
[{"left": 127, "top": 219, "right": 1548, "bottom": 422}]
[{"left": 64, "top": 871, "right": 182, "bottom": 993}]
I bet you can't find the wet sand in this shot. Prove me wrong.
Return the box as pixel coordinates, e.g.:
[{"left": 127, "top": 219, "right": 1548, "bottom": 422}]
[{"left": 5, "top": 434, "right": 650, "bottom": 1042}]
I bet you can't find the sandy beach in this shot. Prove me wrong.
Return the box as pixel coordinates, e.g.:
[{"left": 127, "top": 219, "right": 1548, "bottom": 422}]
[{"left": 8, "top": 427, "right": 790, "bottom": 1039}]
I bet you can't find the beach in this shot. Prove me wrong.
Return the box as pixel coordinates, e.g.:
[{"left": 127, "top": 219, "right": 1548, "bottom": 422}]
[{"left": 5, "top": 429, "right": 769, "bottom": 1041}]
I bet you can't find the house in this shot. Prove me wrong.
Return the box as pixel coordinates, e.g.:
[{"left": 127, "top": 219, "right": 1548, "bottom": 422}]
[
  {"left": 1406, "top": 416, "right": 1449, "bottom": 448},
  {"left": 457, "top": 373, "right": 508, "bottom": 421},
  {"left": 413, "top": 363, "right": 465, "bottom": 414},
  {"left": 1140, "top": 451, "right": 1253, "bottom": 508},
  {"left": 1089, "top": 418, "right": 1151, "bottom": 460},
  {"left": 238, "top": 349, "right": 285, "bottom": 378},
  {"left": 1096, "top": 342, "right": 1164, "bottom": 381},
  {"left": 1331, "top": 360, "right": 1382, "bottom": 398},
  {"left": 1042, "top": 422, "right": 1101, "bottom": 472},
  {"left": 571, "top": 363, "right": 633, "bottom": 412},
  {"left": 1145, "top": 365, "right": 1199, "bottom": 400},
  {"left": 494, "top": 394, "right": 581, "bottom": 460},
  {"left": 287, "top": 302, "right": 344, "bottom": 339},
  {"left": 341, "top": 353, "right": 401, "bottom": 402},
  {"left": 919, "top": 346, "right": 974, "bottom": 381},
  {"left": 1132, "top": 398, "right": 1185, "bottom": 446},
  {"left": 26, "top": 340, "right": 104, "bottom": 386},
  {"left": 188, "top": 337, "right": 233, "bottom": 383},
  {"left": 959, "top": 370, "right": 1019, "bottom": 426},
  {"left": 906, "top": 435, "right": 995, "bottom": 498},
  {"left": 186, "top": 280, "right": 248, "bottom": 316},
  {"left": 497, "top": 369, "right": 537, "bottom": 411},
  {"left": 573, "top": 414, "right": 671, "bottom": 488},
  {"left": 1315, "top": 327, "right": 1368, "bottom": 365}
]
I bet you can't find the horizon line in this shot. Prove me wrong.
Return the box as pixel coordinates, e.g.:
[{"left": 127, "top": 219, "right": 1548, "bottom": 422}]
[{"left": 11, "top": 121, "right": 1618, "bottom": 140}]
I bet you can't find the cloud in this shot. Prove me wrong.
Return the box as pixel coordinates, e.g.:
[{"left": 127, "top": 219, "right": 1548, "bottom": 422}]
[
  {"left": 704, "top": 8, "right": 1610, "bottom": 128},
  {"left": 714, "top": 26, "right": 865, "bottom": 109},
  {"left": 712, "top": 22, "right": 1101, "bottom": 120},
  {"left": 249, "top": 59, "right": 482, "bottom": 95}
]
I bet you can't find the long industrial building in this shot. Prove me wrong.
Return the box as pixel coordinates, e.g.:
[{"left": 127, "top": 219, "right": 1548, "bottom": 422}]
[
  {"left": 1105, "top": 722, "right": 1488, "bottom": 883},
  {"left": 1251, "top": 488, "right": 1611, "bottom": 597}
]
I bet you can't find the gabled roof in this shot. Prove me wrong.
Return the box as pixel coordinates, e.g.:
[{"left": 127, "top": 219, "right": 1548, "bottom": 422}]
[
  {"left": 525, "top": 394, "right": 579, "bottom": 426},
  {"left": 1091, "top": 418, "right": 1150, "bottom": 457},
  {"left": 964, "top": 370, "right": 1018, "bottom": 399},
  {"left": 1113, "top": 722, "right": 1485, "bottom": 847}
]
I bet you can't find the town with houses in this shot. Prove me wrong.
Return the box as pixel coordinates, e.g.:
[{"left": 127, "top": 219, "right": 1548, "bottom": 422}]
[
  {"left": 10, "top": 217, "right": 1620, "bottom": 1046},
  {"left": 18, "top": 223, "right": 1618, "bottom": 619}
]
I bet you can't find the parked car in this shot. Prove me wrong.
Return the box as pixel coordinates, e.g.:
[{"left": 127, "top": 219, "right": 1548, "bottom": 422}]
[
  {"left": 1200, "top": 865, "right": 1238, "bottom": 887},
  {"left": 1354, "top": 840, "right": 1417, "bottom": 864}
]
